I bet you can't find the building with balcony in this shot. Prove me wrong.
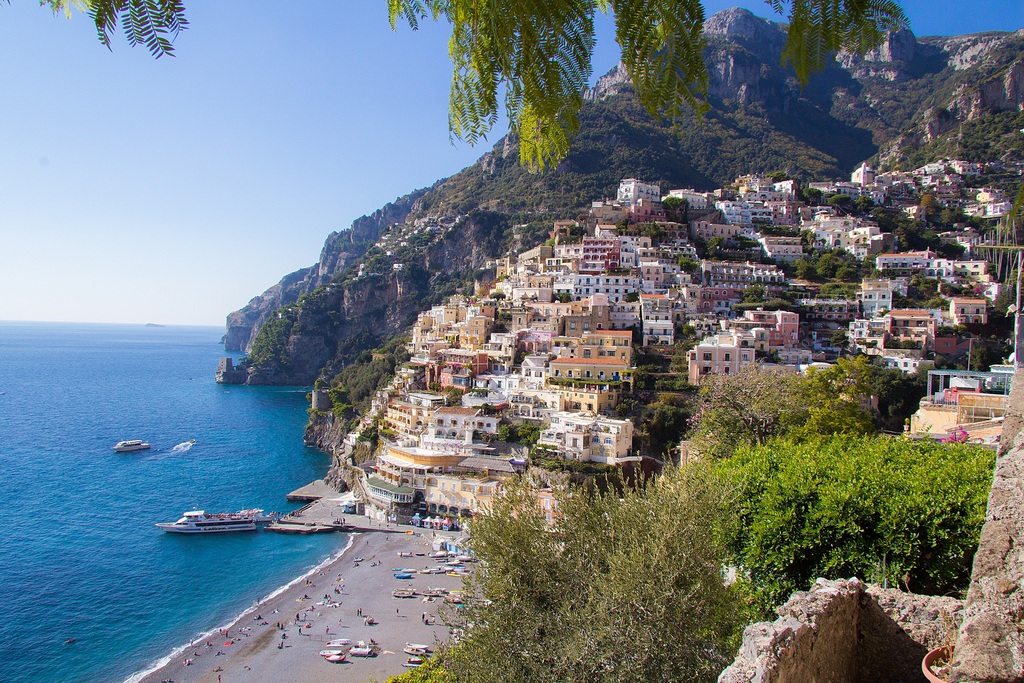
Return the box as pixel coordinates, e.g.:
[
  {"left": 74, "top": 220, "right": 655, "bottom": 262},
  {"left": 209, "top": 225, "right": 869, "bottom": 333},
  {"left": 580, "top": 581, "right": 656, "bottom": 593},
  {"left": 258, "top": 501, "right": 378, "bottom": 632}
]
[{"left": 536, "top": 411, "right": 637, "bottom": 465}]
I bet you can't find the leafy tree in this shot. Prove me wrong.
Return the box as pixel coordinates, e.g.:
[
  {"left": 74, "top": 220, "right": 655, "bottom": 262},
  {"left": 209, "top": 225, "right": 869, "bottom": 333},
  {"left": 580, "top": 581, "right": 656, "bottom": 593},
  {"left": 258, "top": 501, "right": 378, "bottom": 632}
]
[
  {"left": 438, "top": 466, "right": 747, "bottom": 682},
  {"left": 801, "top": 186, "right": 823, "bottom": 205},
  {"left": 443, "top": 386, "right": 466, "bottom": 405},
  {"left": 830, "top": 329, "right": 849, "bottom": 350},
  {"left": 869, "top": 364, "right": 926, "bottom": 432},
  {"left": 826, "top": 193, "right": 853, "bottom": 214},
  {"left": 854, "top": 194, "right": 875, "bottom": 214},
  {"left": 742, "top": 283, "right": 767, "bottom": 303},
  {"left": 689, "top": 365, "right": 806, "bottom": 459},
  {"left": 792, "top": 357, "right": 875, "bottom": 438},
  {"left": 716, "top": 435, "right": 995, "bottom": 613}
]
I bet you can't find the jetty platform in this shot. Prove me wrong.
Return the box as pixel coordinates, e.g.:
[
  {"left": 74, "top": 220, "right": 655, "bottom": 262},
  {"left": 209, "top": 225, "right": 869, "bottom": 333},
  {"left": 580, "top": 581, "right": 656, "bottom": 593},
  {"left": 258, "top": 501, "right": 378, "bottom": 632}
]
[
  {"left": 267, "top": 479, "right": 394, "bottom": 534},
  {"left": 284, "top": 478, "right": 337, "bottom": 502}
]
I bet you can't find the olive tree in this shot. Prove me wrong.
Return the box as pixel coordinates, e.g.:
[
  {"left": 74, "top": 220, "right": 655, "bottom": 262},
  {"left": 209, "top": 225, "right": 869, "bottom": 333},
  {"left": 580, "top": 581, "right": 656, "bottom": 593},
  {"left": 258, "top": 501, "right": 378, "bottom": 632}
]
[{"left": 436, "top": 465, "right": 746, "bottom": 683}]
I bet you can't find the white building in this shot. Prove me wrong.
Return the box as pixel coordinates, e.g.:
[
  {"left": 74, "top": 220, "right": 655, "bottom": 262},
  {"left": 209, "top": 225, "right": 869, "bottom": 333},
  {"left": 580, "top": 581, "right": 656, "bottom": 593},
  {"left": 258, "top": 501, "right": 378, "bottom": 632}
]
[
  {"left": 858, "top": 280, "right": 895, "bottom": 317},
  {"left": 851, "top": 162, "right": 875, "bottom": 186},
  {"left": 426, "top": 407, "right": 500, "bottom": 443},
  {"left": 758, "top": 235, "right": 804, "bottom": 263},
  {"left": 537, "top": 411, "right": 637, "bottom": 464},
  {"left": 617, "top": 178, "right": 661, "bottom": 207},
  {"left": 664, "top": 188, "right": 709, "bottom": 209}
]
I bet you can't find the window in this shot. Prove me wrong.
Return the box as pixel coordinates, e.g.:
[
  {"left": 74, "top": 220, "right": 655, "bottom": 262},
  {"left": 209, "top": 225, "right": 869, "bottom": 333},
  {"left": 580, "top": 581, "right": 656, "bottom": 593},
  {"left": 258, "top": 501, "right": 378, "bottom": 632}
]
[
  {"left": 703, "top": 353, "right": 712, "bottom": 361},
  {"left": 724, "top": 353, "right": 731, "bottom": 361}
]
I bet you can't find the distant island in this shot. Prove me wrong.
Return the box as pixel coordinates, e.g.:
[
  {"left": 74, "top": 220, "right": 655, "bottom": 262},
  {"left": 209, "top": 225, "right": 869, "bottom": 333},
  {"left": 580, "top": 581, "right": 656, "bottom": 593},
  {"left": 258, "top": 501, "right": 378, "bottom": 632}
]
[{"left": 144, "top": 323, "right": 165, "bottom": 328}]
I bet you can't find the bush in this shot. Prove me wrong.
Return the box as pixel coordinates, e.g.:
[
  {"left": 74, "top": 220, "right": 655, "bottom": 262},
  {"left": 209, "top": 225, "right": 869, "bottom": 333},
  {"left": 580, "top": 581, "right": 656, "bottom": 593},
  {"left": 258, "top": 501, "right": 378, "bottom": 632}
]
[{"left": 715, "top": 435, "right": 994, "bottom": 614}]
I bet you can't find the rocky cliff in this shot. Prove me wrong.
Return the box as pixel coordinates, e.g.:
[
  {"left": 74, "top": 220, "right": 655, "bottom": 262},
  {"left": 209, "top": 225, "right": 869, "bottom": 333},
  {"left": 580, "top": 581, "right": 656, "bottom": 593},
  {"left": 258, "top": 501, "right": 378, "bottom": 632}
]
[
  {"left": 239, "top": 211, "right": 510, "bottom": 385},
  {"left": 225, "top": 188, "right": 431, "bottom": 353}
]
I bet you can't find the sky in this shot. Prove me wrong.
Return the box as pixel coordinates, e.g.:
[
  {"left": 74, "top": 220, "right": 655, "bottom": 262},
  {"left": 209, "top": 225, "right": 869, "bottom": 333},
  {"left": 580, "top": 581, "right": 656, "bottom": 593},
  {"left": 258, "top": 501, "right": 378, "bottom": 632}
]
[{"left": 1, "top": 1, "right": 1022, "bottom": 326}]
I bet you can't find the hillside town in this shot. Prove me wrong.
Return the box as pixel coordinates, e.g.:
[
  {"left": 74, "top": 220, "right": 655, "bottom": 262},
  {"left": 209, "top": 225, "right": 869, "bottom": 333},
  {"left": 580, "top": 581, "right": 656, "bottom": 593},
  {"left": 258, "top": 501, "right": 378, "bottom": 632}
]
[{"left": 316, "top": 162, "right": 1021, "bottom": 526}]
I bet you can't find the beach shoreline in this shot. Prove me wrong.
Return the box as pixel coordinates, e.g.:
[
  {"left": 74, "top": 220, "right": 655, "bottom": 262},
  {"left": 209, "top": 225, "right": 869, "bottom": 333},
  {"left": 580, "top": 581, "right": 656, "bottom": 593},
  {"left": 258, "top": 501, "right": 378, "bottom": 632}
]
[{"left": 130, "top": 524, "right": 467, "bottom": 683}]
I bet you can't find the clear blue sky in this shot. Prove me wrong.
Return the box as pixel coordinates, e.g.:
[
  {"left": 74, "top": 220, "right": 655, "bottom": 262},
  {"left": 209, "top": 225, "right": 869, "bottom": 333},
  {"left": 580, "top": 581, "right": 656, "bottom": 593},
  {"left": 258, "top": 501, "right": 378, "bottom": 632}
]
[{"left": 1, "top": 1, "right": 1021, "bottom": 326}]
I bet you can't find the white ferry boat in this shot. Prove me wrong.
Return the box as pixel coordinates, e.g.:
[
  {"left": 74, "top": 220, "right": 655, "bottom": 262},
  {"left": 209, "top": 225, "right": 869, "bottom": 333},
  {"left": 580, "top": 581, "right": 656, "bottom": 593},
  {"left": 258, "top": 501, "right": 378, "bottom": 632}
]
[
  {"left": 113, "top": 440, "right": 151, "bottom": 453},
  {"left": 155, "top": 509, "right": 277, "bottom": 534}
]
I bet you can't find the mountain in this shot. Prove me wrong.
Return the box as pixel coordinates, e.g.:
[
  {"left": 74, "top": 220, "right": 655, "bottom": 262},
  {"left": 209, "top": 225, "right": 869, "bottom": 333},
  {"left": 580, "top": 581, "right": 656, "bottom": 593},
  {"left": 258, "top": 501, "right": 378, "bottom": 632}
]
[{"left": 225, "top": 8, "right": 1024, "bottom": 384}]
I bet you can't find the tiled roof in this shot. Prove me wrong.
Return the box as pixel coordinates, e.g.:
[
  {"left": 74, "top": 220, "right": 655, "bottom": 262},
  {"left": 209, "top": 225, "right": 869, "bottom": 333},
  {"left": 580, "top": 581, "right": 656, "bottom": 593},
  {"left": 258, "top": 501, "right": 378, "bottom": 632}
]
[{"left": 434, "top": 407, "right": 481, "bottom": 416}]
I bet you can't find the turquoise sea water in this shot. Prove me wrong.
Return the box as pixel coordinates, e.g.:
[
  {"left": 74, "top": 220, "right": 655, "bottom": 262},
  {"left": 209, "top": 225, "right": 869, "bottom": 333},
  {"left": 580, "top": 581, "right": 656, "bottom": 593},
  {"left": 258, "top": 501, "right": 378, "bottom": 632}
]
[{"left": 0, "top": 322, "right": 347, "bottom": 683}]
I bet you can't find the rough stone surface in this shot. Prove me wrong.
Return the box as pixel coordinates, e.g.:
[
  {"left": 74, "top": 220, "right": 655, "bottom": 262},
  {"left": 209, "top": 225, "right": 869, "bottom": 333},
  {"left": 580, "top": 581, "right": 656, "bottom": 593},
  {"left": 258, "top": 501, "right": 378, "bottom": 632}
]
[
  {"left": 719, "top": 579, "right": 964, "bottom": 683},
  {"left": 950, "top": 370, "right": 1024, "bottom": 683}
]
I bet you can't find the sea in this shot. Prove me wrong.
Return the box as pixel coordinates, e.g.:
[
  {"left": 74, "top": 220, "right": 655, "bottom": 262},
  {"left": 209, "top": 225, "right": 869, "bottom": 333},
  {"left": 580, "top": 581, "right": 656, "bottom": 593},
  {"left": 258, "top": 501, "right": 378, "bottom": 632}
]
[{"left": 0, "top": 322, "right": 349, "bottom": 683}]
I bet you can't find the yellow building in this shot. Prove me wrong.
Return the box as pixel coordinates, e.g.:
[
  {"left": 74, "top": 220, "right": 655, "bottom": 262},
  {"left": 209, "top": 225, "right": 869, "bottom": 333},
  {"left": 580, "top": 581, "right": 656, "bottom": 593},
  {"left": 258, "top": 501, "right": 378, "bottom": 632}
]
[{"left": 548, "top": 357, "right": 633, "bottom": 413}]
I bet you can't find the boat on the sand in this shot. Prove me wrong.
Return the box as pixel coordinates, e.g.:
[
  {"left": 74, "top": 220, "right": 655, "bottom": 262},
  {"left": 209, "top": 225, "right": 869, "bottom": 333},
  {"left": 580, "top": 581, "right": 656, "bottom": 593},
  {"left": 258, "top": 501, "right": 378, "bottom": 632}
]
[{"left": 325, "top": 653, "right": 347, "bottom": 663}]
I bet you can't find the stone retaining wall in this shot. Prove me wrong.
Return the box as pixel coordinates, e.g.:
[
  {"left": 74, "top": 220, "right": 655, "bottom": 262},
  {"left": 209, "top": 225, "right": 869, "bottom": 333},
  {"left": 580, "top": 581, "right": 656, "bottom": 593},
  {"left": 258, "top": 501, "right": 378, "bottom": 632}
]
[{"left": 719, "top": 579, "right": 962, "bottom": 683}]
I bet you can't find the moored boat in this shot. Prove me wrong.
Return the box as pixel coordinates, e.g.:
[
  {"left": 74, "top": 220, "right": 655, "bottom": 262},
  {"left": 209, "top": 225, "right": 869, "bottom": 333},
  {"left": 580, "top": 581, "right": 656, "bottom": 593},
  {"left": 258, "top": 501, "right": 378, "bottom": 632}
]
[
  {"left": 155, "top": 509, "right": 277, "bottom": 533},
  {"left": 325, "top": 653, "right": 346, "bottom": 663},
  {"left": 113, "top": 440, "right": 151, "bottom": 452}
]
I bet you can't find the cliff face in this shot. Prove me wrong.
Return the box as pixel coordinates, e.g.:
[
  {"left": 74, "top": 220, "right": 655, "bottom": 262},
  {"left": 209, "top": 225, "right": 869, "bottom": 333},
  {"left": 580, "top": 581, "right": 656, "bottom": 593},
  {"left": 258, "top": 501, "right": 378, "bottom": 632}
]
[
  {"left": 224, "top": 189, "right": 429, "bottom": 353},
  {"left": 240, "top": 212, "right": 509, "bottom": 385},
  {"left": 303, "top": 412, "right": 348, "bottom": 454}
]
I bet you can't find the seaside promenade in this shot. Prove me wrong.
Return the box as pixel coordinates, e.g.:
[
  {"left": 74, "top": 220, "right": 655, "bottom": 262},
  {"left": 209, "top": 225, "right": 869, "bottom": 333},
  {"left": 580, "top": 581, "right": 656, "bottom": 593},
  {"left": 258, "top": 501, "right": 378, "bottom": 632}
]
[{"left": 137, "top": 506, "right": 468, "bottom": 683}]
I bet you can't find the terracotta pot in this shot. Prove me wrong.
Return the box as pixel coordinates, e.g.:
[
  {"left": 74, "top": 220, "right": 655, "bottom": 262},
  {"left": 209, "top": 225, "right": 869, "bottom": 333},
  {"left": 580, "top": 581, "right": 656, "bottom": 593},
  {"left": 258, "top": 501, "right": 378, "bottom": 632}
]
[{"left": 922, "top": 645, "right": 954, "bottom": 683}]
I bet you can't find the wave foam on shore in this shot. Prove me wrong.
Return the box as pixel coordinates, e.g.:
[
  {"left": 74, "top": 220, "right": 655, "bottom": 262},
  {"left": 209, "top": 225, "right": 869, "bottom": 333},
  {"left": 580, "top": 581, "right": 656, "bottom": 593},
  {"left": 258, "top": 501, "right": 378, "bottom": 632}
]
[{"left": 121, "top": 533, "right": 357, "bottom": 683}]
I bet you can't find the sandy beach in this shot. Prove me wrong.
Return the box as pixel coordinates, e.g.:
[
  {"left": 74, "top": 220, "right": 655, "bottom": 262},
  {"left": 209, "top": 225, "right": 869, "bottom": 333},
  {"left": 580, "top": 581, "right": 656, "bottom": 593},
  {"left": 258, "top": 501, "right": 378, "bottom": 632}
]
[{"left": 135, "top": 524, "right": 468, "bottom": 683}]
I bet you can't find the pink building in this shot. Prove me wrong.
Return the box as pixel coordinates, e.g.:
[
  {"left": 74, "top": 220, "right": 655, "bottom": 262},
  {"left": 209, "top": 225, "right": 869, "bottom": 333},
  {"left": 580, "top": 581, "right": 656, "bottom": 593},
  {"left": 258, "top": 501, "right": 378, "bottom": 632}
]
[{"left": 728, "top": 309, "right": 799, "bottom": 347}]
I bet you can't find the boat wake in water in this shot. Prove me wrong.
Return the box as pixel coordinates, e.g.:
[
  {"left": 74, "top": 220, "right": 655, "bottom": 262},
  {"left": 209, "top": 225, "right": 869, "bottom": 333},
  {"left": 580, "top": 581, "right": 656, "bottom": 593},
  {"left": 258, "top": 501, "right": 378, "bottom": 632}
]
[{"left": 170, "top": 440, "right": 195, "bottom": 453}]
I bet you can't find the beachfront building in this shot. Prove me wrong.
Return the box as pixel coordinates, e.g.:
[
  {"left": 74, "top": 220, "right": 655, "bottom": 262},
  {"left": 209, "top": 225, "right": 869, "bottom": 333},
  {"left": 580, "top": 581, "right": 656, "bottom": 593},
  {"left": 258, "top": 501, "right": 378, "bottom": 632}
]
[
  {"left": 368, "top": 440, "right": 514, "bottom": 519},
  {"left": 536, "top": 412, "right": 637, "bottom": 464}
]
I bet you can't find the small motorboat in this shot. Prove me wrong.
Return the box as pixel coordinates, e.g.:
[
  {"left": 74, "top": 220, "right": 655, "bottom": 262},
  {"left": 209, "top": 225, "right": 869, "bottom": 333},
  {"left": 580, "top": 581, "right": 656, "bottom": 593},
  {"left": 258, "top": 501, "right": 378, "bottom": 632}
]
[
  {"left": 319, "top": 649, "right": 346, "bottom": 656},
  {"left": 398, "top": 551, "right": 414, "bottom": 557},
  {"left": 353, "top": 557, "right": 364, "bottom": 563},
  {"left": 393, "top": 587, "right": 417, "bottom": 598},
  {"left": 325, "top": 638, "right": 351, "bottom": 648},
  {"left": 325, "top": 653, "right": 347, "bottom": 663},
  {"left": 404, "top": 656, "right": 425, "bottom": 667},
  {"left": 404, "top": 644, "right": 432, "bottom": 656},
  {"left": 349, "top": 646, "right": 375, "bottom": 657}
]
